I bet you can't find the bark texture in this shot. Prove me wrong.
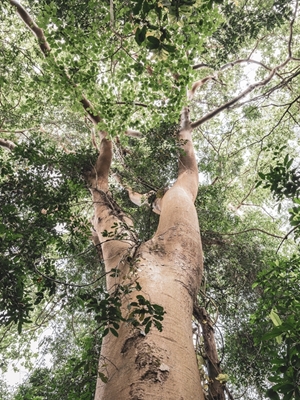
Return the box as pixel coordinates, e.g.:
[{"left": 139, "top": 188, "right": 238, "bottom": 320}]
[{"left": 88, "top": 110, "right": 204, "bottom": 400}]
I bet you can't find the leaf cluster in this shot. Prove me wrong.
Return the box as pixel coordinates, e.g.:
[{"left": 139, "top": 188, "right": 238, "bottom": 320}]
[{"left": 0, "top": 135, "right": 96, "bottom": 332}]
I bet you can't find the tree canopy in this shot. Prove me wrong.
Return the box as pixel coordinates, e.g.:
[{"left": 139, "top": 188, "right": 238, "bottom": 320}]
[{"left": 1, "top": 0, "right": 300, "bottom": 399}]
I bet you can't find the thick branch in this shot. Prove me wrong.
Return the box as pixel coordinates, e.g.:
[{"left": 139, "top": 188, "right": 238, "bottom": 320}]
[
  {"left": 124, "top": 129, "right": 143, "bottom": 138},
  {"left": 0, "top": 138, "right": 16, "bottom": 150},
  {"left": 10, "top": 1, "right": 104, "bottom": 131},
  {"left": 10, "top": 0, "right": 51, "bottom": 55},
  {"left": 188, "top": 75, "right": 218, "bottom": 100},
  {"left": 190, "top": 58, "right": 291, "bottom": 129},
  {"left": 80, "top": 96, "right": 102, "bottom": 126}
]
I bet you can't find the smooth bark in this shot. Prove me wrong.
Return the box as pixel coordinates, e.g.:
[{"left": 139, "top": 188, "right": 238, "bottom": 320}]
[{"left": 89, "top": 110, "right": 204, "bottom": 400}]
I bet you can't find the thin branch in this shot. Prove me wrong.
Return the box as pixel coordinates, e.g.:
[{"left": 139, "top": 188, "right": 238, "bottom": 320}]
[
  {"left": 218, "top": 228, "right": 284, "bottom": 239},
  {"left": 230, "top": 93, "right": 300, "bottom": 158},
  {"left": 240, "top": 203, "right": 275, "bottom": 221},
  {"left": 235, "top": 181, "right": 257, "bottom": 210},
  {"left": 0, "top": 127, "right": 39, "bottom": 134},
  {"left": 220, "top": 57, "right": 272, "bottom": 73},
  {"left": 192, "top": 63, "right": 211, "bottom": 70},
  {"left": 276, "top": 224, "right": 300, "bottom": 253},
  {"left": 115, "top": 101, "right": 147, "bottom": 108},
  {"left": 189, "top": 58, "right": 277, "bottom": 101},
  {"left": 224, "top": 386, "right": 235, "bottom": 400},
  {"left": 34, "top": 264, "right": 107, "bottom": 288}
]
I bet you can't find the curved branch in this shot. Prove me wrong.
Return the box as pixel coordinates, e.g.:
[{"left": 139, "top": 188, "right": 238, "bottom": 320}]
[
  {"left": 33, "top": 263, "right": 107, "bottom": 288},
  {"left": 80, "top": 96, "right": 102, "bottom": 126},
  {"left": 189, "top": 58, "right": 275, "bottom": 101},
  {"left": 192, "top": 63, "right": 211, "bottom": 70},
  {"left": 188, "top": 75, "right": 220, "bottom": 100},
  {"left": 218, "top": 228, "right": 284, "bottom": 240},
  {"left": 276, "top": 224, "right": 300, "bottom": 253}
]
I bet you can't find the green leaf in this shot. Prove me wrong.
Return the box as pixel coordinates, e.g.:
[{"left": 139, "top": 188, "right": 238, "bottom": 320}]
[
  {"left": 135, "top": 26, "right": 147, "bottom": 45},
  {"left": 161, "top": 43, "right": 176, "bottom": 53},
  {"left": 103, "top": 328, "right": 109, "bottom": 337},
  {"left": 266, "top": 388, "right": 280, "bottom": 400},
  {"left": 98, "top": 372, "right": 108, "bottom": 383},
  {"left": 269, "top": 309, "right": 282, "bottom": 326},
  {"left": 146, "top": 36, "right": 160, "bottom": 50},
  {"left": 145, "top": 320, "right": 152, "bottom": 334},
  {"left": 110, "top": 327, "right": 119, "bottom": 337}
]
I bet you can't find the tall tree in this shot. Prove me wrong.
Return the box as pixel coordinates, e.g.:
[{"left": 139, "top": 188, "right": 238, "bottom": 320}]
[{"left": 1, "top": 0, "right": 300, "bottom": 399}]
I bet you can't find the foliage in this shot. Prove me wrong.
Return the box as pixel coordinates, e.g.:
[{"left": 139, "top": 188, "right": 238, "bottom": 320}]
[
  {"left": 252, "top": 149, "right": 300, "bottom": 399},
  {"left": 208, "top": 0, "right": 293, "bottom": 65},
  {"left": 13, "top": 331, "right": 100, "bottom": 400},
  {"left": 0, "top": 135, "right": 96, "bottom": 331}
]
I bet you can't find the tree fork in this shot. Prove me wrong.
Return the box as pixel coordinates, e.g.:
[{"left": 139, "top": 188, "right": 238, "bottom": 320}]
[{"left": 93, "top": 109, "right": 204, "bottom": 399}]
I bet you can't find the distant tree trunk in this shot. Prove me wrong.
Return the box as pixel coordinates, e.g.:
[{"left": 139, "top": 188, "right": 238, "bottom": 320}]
[
  {"left": 195, "top": 306, "right": 226, "bottom": 400},
  {"left": 87, "top": 110, "right": 204, "bottom": 400}
]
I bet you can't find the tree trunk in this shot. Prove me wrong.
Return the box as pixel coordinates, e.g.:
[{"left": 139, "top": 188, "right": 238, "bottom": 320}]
[
  {"left": 195, "top": 306, "right": 226, "bottom": 400},
  {"left": 89, "top": 110, "right": 204, "bottom": 400}
]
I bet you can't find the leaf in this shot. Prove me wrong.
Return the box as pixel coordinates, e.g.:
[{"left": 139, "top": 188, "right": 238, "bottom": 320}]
[
  {"left": 269, "top": 309, "right": 282, "bottom": 326},
  {"left": 161, "top": 43, "right": 176, "bottom": 53},
  {"left": 98, "top": 372, "right": 108, "bottom": 383},
  {"left": 145, "top": 320, "right": 152, "bottom": 334},
  {"left": 132, "top": 0, "right": 143, "bottom": 15},
  {"left": 283, "top": 154, "right": 289, "bottom": 166},
  {"left": 110, "top": 327, "right": 119, "bottom": 337},
  {"left": 103, "top": 328, "right": 109, "bottom": 337},
  {"left": 282, "top": 392, "right": 294, "bottom": 400},
  {"left": 266, "top": 388, "right": 280, "bottom": 400},
  {"left": 262, "top": 326, "right": 285, "bottom": 341},
  {"left": 146, "top": 36, "right": 160, "bottom": 49},
  {"left": 73, "top": 361, "right": 86, "bottom": 372},
  {"left": 135, "top": 26, "right": 147, "bottom": 45}
]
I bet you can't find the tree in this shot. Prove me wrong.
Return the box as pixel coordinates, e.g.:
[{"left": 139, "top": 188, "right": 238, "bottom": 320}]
[{"left": 1, "top": 0, "right": 300, "bottom": 399}]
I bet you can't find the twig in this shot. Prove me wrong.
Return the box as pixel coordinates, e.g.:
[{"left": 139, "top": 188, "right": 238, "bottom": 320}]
[{"left": 276, "top": 224, "right": 300, "bottom": 253}]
